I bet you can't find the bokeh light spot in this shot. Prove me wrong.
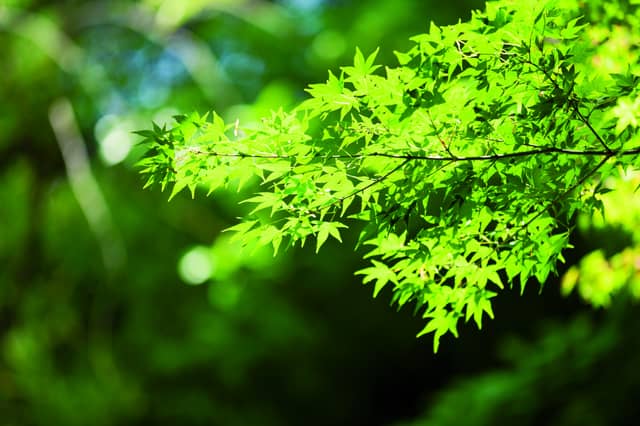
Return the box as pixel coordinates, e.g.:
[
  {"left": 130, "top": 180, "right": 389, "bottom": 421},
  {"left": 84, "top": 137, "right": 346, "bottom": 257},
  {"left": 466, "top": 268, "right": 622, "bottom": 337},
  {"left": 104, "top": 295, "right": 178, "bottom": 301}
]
[
  {"left": 311, "top": 30, "right": 346, "bottom": 62},
  {"left": 178, "top": 246, "right": 215, "bottom": 285},
  {"left": 95, "top": 114, "right": 135, "bottom": 165}
]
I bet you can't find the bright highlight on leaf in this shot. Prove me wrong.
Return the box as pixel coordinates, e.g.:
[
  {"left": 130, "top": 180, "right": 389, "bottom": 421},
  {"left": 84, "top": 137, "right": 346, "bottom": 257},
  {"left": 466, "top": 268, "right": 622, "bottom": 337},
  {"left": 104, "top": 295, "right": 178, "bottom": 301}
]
[{"left": 139, "top": 0, "right": 640, "bottom": 351}]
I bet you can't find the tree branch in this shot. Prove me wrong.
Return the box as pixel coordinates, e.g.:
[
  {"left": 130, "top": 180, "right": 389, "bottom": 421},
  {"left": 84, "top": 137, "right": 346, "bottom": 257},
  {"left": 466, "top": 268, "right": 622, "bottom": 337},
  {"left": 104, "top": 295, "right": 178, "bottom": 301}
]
[{"left": 188, "top": 145, "right": 640, "bottom": 162}]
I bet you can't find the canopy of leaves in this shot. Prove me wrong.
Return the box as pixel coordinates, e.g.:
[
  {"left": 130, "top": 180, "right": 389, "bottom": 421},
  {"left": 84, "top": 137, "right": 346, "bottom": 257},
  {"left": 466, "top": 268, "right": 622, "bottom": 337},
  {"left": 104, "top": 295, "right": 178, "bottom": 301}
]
[
  {"left": 4, "top": 1, "right": 491, "bottom": 424},
  {"left": 139, "top": 0, "right": 640, "bottom": 352}
]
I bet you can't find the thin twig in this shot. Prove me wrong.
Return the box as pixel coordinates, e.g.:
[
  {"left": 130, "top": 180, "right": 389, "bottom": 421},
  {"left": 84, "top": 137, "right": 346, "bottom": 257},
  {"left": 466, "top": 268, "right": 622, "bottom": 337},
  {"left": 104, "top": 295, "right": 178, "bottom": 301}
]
[
  {"left": 189, "top": 146, "right": 640, "bottom": 162},
  {"left": 317, "top": 158, "right": 411, "bottom": 214},
  {"left": 523, "top": 59, "right": 614, "bottom": 154},
  {"left": 426, "top": 110, "right": 457, "bottom": 158},
  {"left": 507, "top": 152, "right": 613, "bottom": 241}
]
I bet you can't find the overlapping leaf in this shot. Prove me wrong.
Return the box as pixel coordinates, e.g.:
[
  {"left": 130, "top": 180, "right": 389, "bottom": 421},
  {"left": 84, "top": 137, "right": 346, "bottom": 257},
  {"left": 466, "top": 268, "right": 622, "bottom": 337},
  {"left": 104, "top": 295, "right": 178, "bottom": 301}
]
[{"left": 138, "top": 0, "right": 640, "bottom": 351}]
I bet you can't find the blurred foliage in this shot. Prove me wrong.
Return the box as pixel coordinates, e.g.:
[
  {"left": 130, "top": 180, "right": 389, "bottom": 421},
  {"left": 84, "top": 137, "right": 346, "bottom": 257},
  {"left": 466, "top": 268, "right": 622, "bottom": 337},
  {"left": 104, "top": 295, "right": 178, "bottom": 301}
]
[
  {"left": 562, "top": 169, "right": 640, "bottom": 306},
  {"left": 1, "top": 0, "right": 639, "bottom": 425},
  {"left": 396, "top": 300, "right": 640, "bottom": 426}
]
